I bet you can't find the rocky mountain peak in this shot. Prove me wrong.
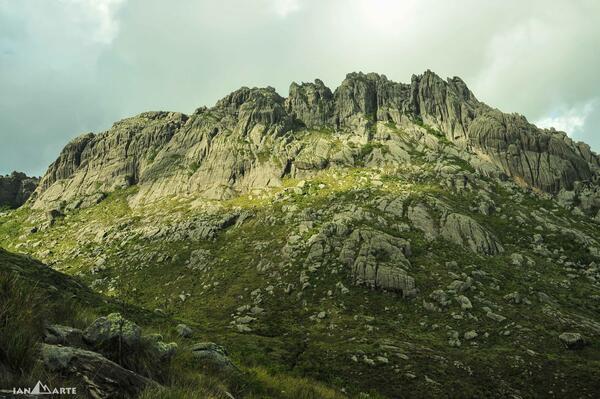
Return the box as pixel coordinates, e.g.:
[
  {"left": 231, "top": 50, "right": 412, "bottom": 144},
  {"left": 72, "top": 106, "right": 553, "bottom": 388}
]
[
  {"left": 286, "top": 79, "right": 334, "bottom": 128},
  {"left": 26, "top": 70, "right": 600, "bottom": 214},
  {"left": 215, "top": 86, "right": 284, "bottom": 112},
  {"left": 215, "top": 86, "right": 290, "bottom": 130}
]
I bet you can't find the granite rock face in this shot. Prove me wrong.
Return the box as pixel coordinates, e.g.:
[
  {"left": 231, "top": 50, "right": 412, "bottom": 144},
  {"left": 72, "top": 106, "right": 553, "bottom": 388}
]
[
  {"left": 286, "top": 79, "right": 334, "bottom": 128},
  {"left": 30, "top": 71, "right": 600, "bottom": 211},
  {"left": 339, "top": 229, "right": 416, "bottom": 297},
  {"left": 467, "top": 111, "right": 595, "bottom": 192},
  {"left": 0, "top": 171, "right": 39, "bottom": 208},
  {"left": 440, "top": 213, "right": 504, "bottom": 255}
]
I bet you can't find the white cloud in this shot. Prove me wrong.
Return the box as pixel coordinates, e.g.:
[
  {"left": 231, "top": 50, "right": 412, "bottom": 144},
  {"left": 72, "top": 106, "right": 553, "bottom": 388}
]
[
  {"left": 2, "top": 0, "right": 600, "bottom": 175},
  {"left": 62, "top": 0, "right": 125, "bottom": 44},
  {"left": 270, "top": 0, "right": 301, "bottom": 17},
  {"left": 353, "top": 0, "right": 418, "bottom": 37},
  {"left": 535, "top": 100, "right": 596, "bottom": 137}
]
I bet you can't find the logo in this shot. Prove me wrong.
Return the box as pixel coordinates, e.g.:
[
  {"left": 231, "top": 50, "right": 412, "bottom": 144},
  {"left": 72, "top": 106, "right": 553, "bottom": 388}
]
[{"left": 11, "top": 380, "right": 77, "bottom": 396}]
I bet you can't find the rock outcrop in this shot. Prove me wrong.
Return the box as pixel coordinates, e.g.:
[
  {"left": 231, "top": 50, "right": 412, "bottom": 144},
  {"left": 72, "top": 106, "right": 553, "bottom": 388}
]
[
  {"left": 41, "top": 344, "right": 156, "bottom": 399},
  {"left": 340, "top": 229, "right": 416, "bottom": 297},
  {"left": 467, "top": 111, "right": 595, "bottom": 192},
  {"left": 29, "top": 71, "right": 600, "bottom": 211},
  {"left": 286, "top": 79, "right": 334, "bottom": 128},
  {"left": 440, "top": 213, "right": 504, "bottom": 255},
  {"left": 0, "top": 171, "right": 39, "bottom": 208}
]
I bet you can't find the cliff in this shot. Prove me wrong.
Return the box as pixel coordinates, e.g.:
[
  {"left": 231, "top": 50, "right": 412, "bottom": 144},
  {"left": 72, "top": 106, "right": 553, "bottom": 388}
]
[{"left": 30, "top": 71, "right": 600, "bottom": 215}]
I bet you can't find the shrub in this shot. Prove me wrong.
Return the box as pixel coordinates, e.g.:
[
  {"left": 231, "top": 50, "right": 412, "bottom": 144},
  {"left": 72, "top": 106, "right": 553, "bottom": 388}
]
[
  {"left": 0, "top": 271, "right": 46, "bottom": 385},
  {"left": 138, "top": 374, "right": 233, "bottom": 399}
]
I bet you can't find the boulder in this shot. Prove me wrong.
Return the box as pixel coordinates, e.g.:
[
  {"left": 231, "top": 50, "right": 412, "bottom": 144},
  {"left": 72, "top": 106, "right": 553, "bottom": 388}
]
[
  {"left": 510, "top": 253, "right": 524, "bottom": 266},
  {"left": 407, "top": 203, "right": 437, "bottom": 238},
  {"left": 486, "top": 311, "right": 507, "bottom": 322},
  {"left": 430, "top": 289, "right": 451, "bottom": 306},
  {"left": 44, "top": 324, "right": 84, "bottom": 347},
  {"left": 40, "top": 344, "right": 156, "bottom": 399},
  {"left": 84, "top": 313, "right": 142, "bottom": 348},
  {"left": 176, "top": 323, "right": 193, "bottom": 338},
  {"left": 190, "top": 342, "right": 238, "bottom": 375},
  {"left": 559, "top": 332, "right": 586, "bottom": 349},
  {"left": 456, "top": 295, "right": 472, "bottom": 310},
  {"left": 339, "top": 229, "right": 416, "bottom": 297}
]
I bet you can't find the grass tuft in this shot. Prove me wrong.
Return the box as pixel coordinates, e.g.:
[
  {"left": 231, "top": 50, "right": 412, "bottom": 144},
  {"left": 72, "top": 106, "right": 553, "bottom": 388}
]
[{"left": 0, "top": 271, "right": 46, "bottom": 385}]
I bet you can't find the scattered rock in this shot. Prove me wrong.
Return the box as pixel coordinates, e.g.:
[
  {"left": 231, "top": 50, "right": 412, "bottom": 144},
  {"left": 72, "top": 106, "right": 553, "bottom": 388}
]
[
  {"left": 44, "top": 325, "right": 84, "bottom": 347},
  {"left": 456, "top": 295, "right": 473, "bottom": 310},
  {"left": 486, "top": 311, "right": 507, "bottom": 322},
  {"left": 146, "top": 334, "right": 178, "bottom": 361},
  {"left": 510, "top": 253, "right": 524, "bottom": 266},
  {"left": 176, "top": 324, "right": 193, "bottom": 338},
  {"left": 559, "top": 332, "right": 586, "bottom": 349}
]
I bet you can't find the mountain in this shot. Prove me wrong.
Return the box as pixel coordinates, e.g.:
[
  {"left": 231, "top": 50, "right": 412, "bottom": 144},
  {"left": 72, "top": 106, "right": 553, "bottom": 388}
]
[
  {"left": 1, "top": 71, "right": 600, "bottom": 398},
  {"left": 30, "top": 71, "right": 600, "bottom": 216},
  {"left": 0, "top": 172, "right": 38, "bottom": 209}
]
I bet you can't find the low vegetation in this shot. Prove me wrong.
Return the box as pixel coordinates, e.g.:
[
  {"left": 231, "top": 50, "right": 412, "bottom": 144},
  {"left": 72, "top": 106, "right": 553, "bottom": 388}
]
[{"left": 1, "top": 119, "right": 599, "bottom": 397}]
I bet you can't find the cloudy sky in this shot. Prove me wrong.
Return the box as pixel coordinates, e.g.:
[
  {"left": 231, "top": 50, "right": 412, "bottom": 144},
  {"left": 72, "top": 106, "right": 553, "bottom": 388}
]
[{"left": 1, "top": 0, "right": 599, "bottom": 176}]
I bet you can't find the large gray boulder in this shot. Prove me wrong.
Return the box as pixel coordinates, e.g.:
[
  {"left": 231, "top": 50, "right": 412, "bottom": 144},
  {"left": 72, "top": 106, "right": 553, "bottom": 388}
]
[
  {"left": 407, "top": 202, "right": 437, "bottom": 237},
  {"left": 84, "top": 313, "right": 142, "bottom": 348},
  {"left": 339, "top": 229, "right": 416, "bottom": 297},
  {"left": 559, "top": 332, "right": 587, "bottom": 349},
  {"left": 40, "top": 344, "right": 156, "bottom": 399}
]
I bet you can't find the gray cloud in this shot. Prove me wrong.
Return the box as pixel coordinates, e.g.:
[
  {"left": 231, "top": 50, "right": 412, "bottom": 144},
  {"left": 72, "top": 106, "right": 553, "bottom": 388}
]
[{"left": 1, "top": 0, "right": 599, "bottom": 176}]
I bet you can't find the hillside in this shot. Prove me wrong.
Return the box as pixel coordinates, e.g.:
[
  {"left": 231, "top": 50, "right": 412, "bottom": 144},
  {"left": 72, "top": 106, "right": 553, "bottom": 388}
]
[
  {"left": 0, "top": 248, "right": 347, "bottom": 398},
  {"left": 1, "top": 71, "right": 600, "bottom": 398}
]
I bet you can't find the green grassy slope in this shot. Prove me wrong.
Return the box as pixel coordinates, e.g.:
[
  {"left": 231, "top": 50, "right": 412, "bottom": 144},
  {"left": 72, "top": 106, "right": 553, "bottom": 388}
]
[{"left": 1, "top": 124, "right": 599, "bottom": 398}]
